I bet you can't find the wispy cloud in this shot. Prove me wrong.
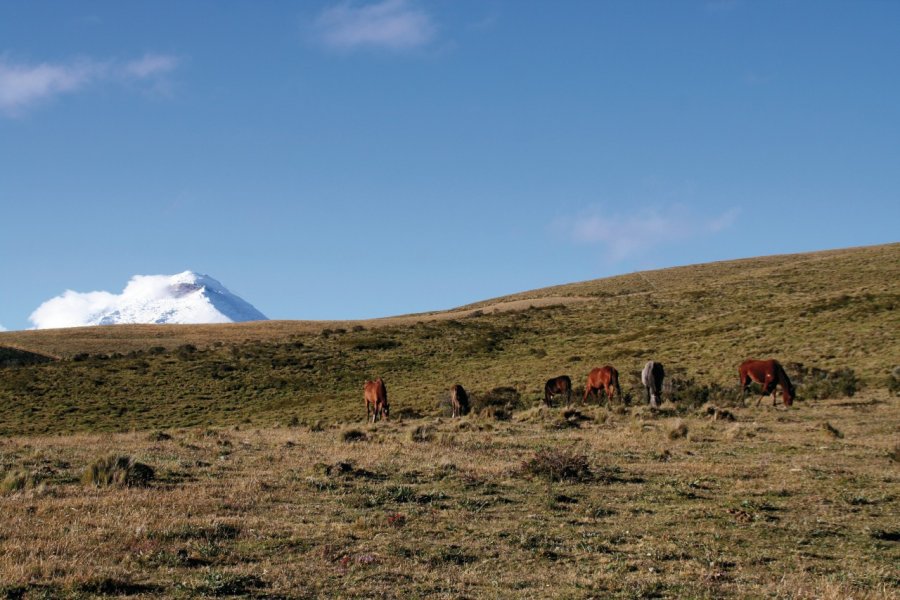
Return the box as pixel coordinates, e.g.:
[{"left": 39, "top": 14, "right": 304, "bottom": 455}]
[
  {"left": 0, "top": 53, "right": 180, "bottom": 116},
  {"left": 314, "top": 0, "right": 436, "bottom": 51},
  {"left": 0, "top": 323, "right": 7, "bottom": 332},
  {"left": 123, "top": 53, "right": 179, "bottom": 78},
  {"left": 0, "top": 57, "right": 103, "bottom": 116},
  {"left": 555, "top": 204, "right": 740, "bottom": 262}
]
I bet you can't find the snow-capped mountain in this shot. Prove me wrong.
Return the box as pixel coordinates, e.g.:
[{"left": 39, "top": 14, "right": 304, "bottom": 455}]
[{"left": 29, "top": 271, "right": 268, "bottom": 329}]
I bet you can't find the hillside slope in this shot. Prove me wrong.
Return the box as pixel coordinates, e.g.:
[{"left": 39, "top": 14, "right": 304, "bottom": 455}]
[{"left": 1, "top": 243, "right": 897, "bottom": 435}]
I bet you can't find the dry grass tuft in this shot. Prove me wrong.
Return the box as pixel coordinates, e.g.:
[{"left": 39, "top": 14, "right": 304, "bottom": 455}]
[
  {"left": 520, "top": 448, "right": 592, "bottom": 482},
  {"left": 668, "top": 420, "right": 689, "bottom": 439},
  {"left": 1, "top": 469, "right": 38, "bottom": 494},
  {"left": 889, "top": 444, "right": 900, "bottom": 463},
  {"left": 340, "top": 428, "right": 367, "bottom": 443},
  {"left": 408, "top": 424, "right": 434, "bottom": 443},
  {"left": 81, "top": 455, "right": 154, "bottom": 487}
]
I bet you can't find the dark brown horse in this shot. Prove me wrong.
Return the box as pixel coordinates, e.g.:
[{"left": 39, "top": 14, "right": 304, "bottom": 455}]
[
  {"left": 364, "top": 378, "right": 389, "bottom": 422},
  {"left": 739, "top": 359, "right": 795, "bottom": 407},
  {"left": 449, "top": 384, "right": 469, "bottom": 418},
  {"left": 584, "top": 366, "right": 621, "bottom": 405},
  {"left": 544, "top": 375, "right": 572, "bottom": 406}
]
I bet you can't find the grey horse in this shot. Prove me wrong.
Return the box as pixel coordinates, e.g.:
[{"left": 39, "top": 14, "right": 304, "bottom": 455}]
[{"left": 641, "top": 361, "right": 665, "bottom": 408}]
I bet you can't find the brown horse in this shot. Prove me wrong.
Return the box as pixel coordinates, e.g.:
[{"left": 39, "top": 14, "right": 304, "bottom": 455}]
[
  {"left": 739, "top": 359, "right": 795, "bottom": 407},
  {"left": 364, "top": 378, "right": 389, "bottom": 422},
  {"left": 544, "top": 375, "right": 572, "bottom": 406},
  {"left": 584, "top": 366, "right": 621, "bottom": 405},
  {"left": 449, "top": 384, "right": 469, "bottom": 418}
]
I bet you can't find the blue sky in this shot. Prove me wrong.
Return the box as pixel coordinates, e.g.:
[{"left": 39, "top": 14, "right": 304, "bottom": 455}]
[{"left": 1, "top": 1, "right": 898, "bottom": 331}]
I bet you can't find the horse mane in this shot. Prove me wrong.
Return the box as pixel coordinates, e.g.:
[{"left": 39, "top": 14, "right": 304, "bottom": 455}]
[{"left": 774, "top": 361, "right": 792, "bottom": 389}]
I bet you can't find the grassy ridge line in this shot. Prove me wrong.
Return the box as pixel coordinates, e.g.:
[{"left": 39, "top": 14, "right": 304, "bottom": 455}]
[
  {"left": 0, "top": 243, "right": 897, "bottom": 435},
  {"left": 2, "top": 242, "right": 897, "bottom": 358}
]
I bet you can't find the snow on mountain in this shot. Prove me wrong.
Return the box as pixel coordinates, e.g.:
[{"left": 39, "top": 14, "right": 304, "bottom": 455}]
[{"left": 29, "top": 271, "right": 268, "bottom": 329}]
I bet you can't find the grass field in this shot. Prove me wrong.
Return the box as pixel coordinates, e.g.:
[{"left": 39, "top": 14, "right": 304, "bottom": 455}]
[
  {"left": 0, "top": 243, "right": 898, "bottom": 598},
  {"left": 1, "top": 394, "right": 897, "bottom": 598}
]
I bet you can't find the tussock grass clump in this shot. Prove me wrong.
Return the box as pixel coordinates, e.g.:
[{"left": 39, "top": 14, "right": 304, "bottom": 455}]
[
  {"left": 147, "top": 430, "right": 172, "bottom": 442},
  {"left": 889, "top": 366, "right": 900, "bottom": 394},
  {"left": 889, "top": 444, "right": 900, "bottom": 463},
  {"left": 341, "top": 428, "right": 367, "bottom": 443},
  {"left": 702, "top": 403, "right": 736, "bottom": 421},
  {"left": 1, "top": 469, "right": 38, "bottom": 494},
  {"left": 81, "top": 455, "right": 154, "bottom": 487},
  {"left": 668, "top": 420, "right": 689, "bottom": 440},
  {"left": 521, "top": 448, "right": 592, "bottom": 482},
  {"left": 408, "top": 424, "right": 434, "bottom": 443}
]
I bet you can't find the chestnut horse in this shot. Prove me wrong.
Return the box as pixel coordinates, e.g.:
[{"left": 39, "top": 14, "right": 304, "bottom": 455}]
[
  {"left": 544, "top": 375, "right": 572, "bottom": 406},
  {"left": 449, "top": 384, "right": 470, "bottom": 418},
  {"left": 584, "top": 366, "right": 621, "bottom": 405},
  {"left": 364, "top": 378, "right": 389, "bottom": 422},
  {"left": 641, "top": 361, "right": 665, "bottom": 408},
  {"left": 739, "top": 359, "right": 795, "bottom": 407}
]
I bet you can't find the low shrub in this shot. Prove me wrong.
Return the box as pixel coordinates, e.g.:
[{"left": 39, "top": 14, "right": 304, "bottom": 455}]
[
  {"left": 670, "top": 378, "right": 741, "bottom": 409},
  {"left": 471, "top": 386, "right": 523, "bottom": 418},
  {"left": 788, "top": 363, "right": 861, "bottom": 399},
  {"left": 81, "top": 455, "right": 155, "bottom": 487},
  {"left": 521, "top": 448, "right": 592, "bottom": 482},
  {"left": 148, "top": 430, "right": 172, "bottom": 442},
  {"left": 341, "top": 428, "right": 368, "bottom": 443}
]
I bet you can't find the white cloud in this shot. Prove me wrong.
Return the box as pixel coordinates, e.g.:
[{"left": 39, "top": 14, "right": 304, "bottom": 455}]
[
  {"left": 0, "top": 57, "right": 103, "bottom": 115},
  {"left": 0, "top": 53, "right": 180, "bottom": 116},
  {"left": 314, "top": 0, "right": 435, "bottom": 51},
  {"left": 556, "top": 205, "right": 740, "bottom": 262},
  {"left": 123, "top": 53, "right": 179, "bottom": 78},
  {"left": 0, "top": 323, "right": 7, "bottom": 332},
  {"left": 29, "top": 272, "right": 264, "bottom": 329},
  {"left": 30, "top": 289, "right": 119, "bottom": 329}
]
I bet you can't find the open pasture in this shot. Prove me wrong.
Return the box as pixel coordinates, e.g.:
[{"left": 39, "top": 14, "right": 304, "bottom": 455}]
[{"left": 1, "top": 394, "right": 898, "bottom": 598}]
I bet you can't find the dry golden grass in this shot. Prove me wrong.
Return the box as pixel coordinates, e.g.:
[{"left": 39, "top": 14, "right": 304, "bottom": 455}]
[{"left": 1, "top": 393, "right": 897, "bottom": 598}]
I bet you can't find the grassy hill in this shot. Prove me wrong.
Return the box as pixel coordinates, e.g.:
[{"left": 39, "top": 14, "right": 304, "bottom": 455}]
[
  {"left": 1, "top": 243, "right": 897, "bottom": 435},
  {"left": 1, "top": 244, "right": 898, "bottom": 598}
]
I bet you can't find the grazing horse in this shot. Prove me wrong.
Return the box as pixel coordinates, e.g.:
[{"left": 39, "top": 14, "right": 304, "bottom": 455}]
[
  {"left": 641, "top": 361, "right": 665, "bottom": 408},
  {"left": 584, "top": 366, "right": 621, "bottom": 405},
  {"left": 544, "top": 375, "right": 573, "bottom": 406},
  {"left": 364, "top": 378, "right": 389, "bottom": 422},
  {"left": 739, "top": 359, "right": 795, "bottom": 407},
  {"left": 449, "top": 384, "right": 470, "bottom": 418}
]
